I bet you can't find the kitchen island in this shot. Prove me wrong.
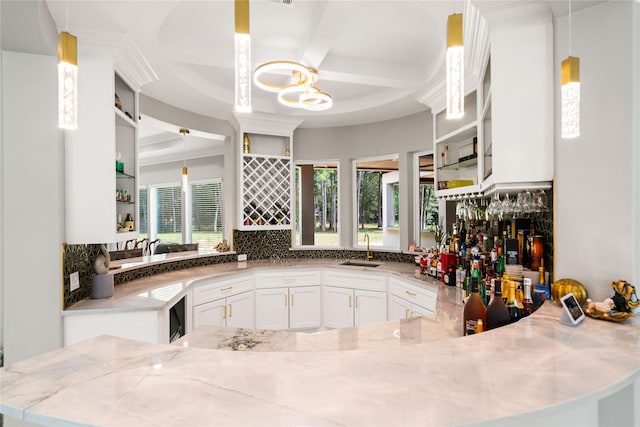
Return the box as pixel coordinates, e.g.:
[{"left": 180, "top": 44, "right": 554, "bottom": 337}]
[{"left": 1, "top": 258, "right": 639, "bottom": 426}]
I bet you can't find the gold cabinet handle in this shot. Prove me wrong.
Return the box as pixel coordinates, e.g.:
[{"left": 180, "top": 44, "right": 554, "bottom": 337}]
[
  {"left": 285, "top": 294, "right": 288, "bottom": 307},
  {"left": 229, "top": 303, "right": 233, "bottom": 318},
  {"left": 406, "top": 290, "right": 417, "bottom": 297},
  {"left": 291, "top": 294, "right": 294, "bottom": 306},
  {"left": 223, "top": 305, "right": 227, "bottom": 319},
  {"left": 221, "top": 286, "right": 233, "bottom": 292},
  {"left": 405, "top": 308, "right": 410, "bottom": 319},
  {"left": 355, "top": 296, "right": 359, "bottom": 309},
  {"left": 349, "top": 295, "right": 352, "bottom": 308}
]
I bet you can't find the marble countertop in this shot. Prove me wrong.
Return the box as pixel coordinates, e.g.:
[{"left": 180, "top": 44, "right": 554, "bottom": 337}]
[{"left": 2, "top": 303, "right": 639, "bottom": 426}]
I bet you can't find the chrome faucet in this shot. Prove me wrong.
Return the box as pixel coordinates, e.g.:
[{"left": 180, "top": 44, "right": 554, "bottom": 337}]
[{"left": 364, "top": 234, "right": 373, "bottom": 261}]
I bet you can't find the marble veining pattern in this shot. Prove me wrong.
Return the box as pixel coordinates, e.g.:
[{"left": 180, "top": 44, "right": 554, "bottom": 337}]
[{"left": 1, "top": 303, "right": 639, "bottom": 426}]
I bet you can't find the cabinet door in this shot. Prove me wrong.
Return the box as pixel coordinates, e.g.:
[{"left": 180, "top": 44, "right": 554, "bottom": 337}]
[
  {"left": 255, "top": 288, "right": 289, "bottom": 330},
  {"left": 226, "top": 291, "right": 255, "bottom": 329},
  {"left": 193, "top": 299, "right": 225, "bottom": 329},
  {"left": 354, "top": 289, "right": 387, "bottom": 326},
  {"left": 289, "top": 286, "right": 321, "bottom": 330},
  {"left": 323, "top": 286, "right": 354, "bottom": 329},
  {"left": 388, "top": 294, "right": 412, "bottom": 321},
  {"left": 410, "top": 303, "right": 433, "bottom": 318}
]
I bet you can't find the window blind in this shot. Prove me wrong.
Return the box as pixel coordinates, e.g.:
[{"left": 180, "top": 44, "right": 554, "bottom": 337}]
[
  {"left": 191, "top": 181, "right": 223, "bottom": 250},
  {"left": 155, "top": 185, "right": 182, "bottom": 244}
]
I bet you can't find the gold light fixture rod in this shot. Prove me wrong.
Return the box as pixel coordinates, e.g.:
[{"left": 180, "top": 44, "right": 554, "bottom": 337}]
[
  {"left": 561, "top": 56, "right": 580, "bottom": 85},
  {"left": 235, "top": 0, "right": 250, "bottom": 35},
  {"left": 58, "top": 31, "right": 77, "bottom": 66},
  {"left": 179, "top": 128, "right": 190, "bottom": 135},
  {"left": 447, "top": 13, "right": 463, "bottom": 48}
]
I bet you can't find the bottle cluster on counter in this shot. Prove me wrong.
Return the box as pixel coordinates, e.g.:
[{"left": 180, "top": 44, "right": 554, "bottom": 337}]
[{"left": 418, "top": 220, "right": 551, "bottom": 335}]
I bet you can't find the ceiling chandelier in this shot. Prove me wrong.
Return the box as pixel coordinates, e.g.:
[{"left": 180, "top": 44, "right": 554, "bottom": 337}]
[{"left": 254, "top": 61, "right": 333, "bottom": 111}]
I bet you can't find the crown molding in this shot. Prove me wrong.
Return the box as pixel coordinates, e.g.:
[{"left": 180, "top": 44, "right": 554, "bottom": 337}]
[
  {"left": 75, "top": 30, "right": 158, "bottom": 91},
  {"left": 470, "top": 0, "right": 551, "bottom": 25},
  {"left": 231, "top": 112, "right": 304, "bottom": 136}
]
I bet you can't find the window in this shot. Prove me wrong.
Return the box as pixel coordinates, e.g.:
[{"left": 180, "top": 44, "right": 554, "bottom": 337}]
[
  {"left": 294, "top": 163, "right": 339, "bottom": 246},
  {"left": 140, "top": 180, "right": 224, "bottom": 252},
  {"left": 191, "top": 180, "right": 223, "bottom": 250},
  {"left": 414, "top": 152, "right": 437, "bottom": 249},
  {"left": 355, "top": 155, "right": 399, "bottom": 249},
  {"left": 156, "top": 185, "right": 183, "bottom": 244},
  {"left": 139, "top": 187, "right": 148, "bottom": 240}
]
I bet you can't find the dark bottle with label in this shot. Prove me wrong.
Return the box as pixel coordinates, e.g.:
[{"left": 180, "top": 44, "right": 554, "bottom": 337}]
[
  {"left": 444, "top": 264, "right": 456, "bottom": 286},
  {"left": 463, "top": 277, "right": 487, "bottom": 336},
  {"left": 486, "top": 279, "right": 511, "bottom": 330}
]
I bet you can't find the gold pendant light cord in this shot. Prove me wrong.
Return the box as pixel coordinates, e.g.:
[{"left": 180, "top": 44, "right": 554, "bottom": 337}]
[{"left": 568, "top": 0, "right": 572, "bottom": 55}]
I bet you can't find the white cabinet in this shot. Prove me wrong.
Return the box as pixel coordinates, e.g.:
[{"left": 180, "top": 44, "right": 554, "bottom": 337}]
[
  {"left": 389, "top": 294, "right": 431, "bottom": 320},
  {"left": 255, "top": 286, "right": 321, "bottom": 330},
  {"left": 192, "top": 291, "right": 254, "bottom": 329},
  {"left": 388, "top": 277, "right": 437, "bottom": 320},
  {"left": 192, "top": 275, "right": 254, "bottom": 329},
  {"left": 323, "top": 286, "right": 388, "bottom": 328},
  {"left": 65, "top": 49, "right": 140, "bottom": 244}
]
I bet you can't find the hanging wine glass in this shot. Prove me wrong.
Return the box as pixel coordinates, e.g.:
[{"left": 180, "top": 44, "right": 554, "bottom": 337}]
[
  {"left": 500, "top": 193, "right": 513, "bottom": 220},
  {"left": 533, "top": 189, "right": 548, "bottom": 212},
  {"left": 487, "top": 193, "right": 501, "bottom": 220}
]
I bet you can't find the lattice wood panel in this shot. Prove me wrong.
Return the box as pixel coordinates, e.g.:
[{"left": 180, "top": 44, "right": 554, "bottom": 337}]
[{"left": 242, "top": 155, "right": 291, "bottom": 227}]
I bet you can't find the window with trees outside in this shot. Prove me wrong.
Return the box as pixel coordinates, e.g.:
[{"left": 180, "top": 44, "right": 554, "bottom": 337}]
[
  {"left": 355, "top": 156, "right": 399, "bottom": 248},
  {"left": 139, "top": 179, "right": 223, "bottom": 252},
  {"left": 294, "top": 163, "right": 339, "bottom": 246},
  {"left": 416, "top": 152, "right": 438, "bottom": 250}
]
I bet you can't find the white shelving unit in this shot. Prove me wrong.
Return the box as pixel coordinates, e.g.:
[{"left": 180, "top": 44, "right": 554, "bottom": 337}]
[
  {"left": 433, "top": 91, "right": 482, "bottom": 198},
  {"left": 65, "top": 40, "right": 154, "bottom": 244}
]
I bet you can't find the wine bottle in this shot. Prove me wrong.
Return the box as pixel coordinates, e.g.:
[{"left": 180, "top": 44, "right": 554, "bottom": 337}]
[
  {"left": 463, "top": 277, "right": 487, "bottom": 336},
  {"left": 505, "top": 279, "right": 522, "bottom": 323},
  {"left": 486, "top": 279, "right": 511, "bottom": 330}
]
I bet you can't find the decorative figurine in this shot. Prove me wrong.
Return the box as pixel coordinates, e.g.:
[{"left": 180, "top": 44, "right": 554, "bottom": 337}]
[
  {"left": 215, "top": 239, "right": 229, "bottom": 252},
  {"left": 610, "top": 280, "right": 640, "bottom": 312}
]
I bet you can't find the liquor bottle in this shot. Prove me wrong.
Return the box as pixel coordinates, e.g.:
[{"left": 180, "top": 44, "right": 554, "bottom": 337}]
[
  {"left": 522, "top": 278, "right": 535, "bottom": 316},
  {"left": 475, "top": 319, "right": 484, "bottom": 334},
  {"left": 124, "top": 213, "right": 134, "bottom": 231},
  {"left": 486, "top": 279, "right": 511, "bottom": 330},
  {"left": 444, "top": 264, "right": 456, "bottom": 286},
  {"left": 495, "top": 253, "right": 505, "bottom": 278},
  {"left": 463, "top": 277, "right": 487, "bottom": 336},
  {"left": 505, "top": 279, "right": 523, "bottom": 323}
]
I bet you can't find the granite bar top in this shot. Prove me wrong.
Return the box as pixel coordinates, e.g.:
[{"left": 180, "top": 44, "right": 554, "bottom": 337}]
[{"left": 2, "top": 303, "right": 639, "bottom": 426}]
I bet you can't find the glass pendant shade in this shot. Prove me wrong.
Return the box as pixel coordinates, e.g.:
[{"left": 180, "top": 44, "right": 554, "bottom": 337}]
[
  {"left": 234, "top": 0, "right": 251, "bottom": 113},
  {"left": 561, "top": 56, "right": 580, "bottom": 139},
  {"left": 446, "top": 13, "right": 464, "bottom": 119},
  {"left": 58, "top": 31, "right": 78, "bottom": 129},
  {"left": 182, "top": 166, "right": 188, "bottom": 193}
]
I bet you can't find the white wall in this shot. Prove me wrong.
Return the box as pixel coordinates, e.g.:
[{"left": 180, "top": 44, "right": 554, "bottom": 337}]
[
  {"left": 294, "top": 111, "right": 432, "bottom": 249},
  {"left": 140, "top": 155, "right": 225, "bottom": 186},
  {"left": 555, "top": 1, "right": 638, "bottom": 301},
  {"left": 1, "top": 51, "right": 64, "bottom": 364}
]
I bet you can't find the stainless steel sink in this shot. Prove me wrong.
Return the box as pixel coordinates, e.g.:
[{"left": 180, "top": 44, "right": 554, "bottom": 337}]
[{"left": 340, "top": 261, "right": 380, "bottom": 267}]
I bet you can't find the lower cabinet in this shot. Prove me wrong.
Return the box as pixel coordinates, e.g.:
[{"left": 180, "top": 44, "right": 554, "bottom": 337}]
[
  {"left": 255, "top": 286, "right": 321, "bottom": 330},
  {"left": 193, "top": 291, "right": 254, "bottom": 329},
  {"left": 324, "top": 286, "right": 388, "bottom": 328},
  {"left": 388, "top": 294, "right": 432, "bottom": 320}
]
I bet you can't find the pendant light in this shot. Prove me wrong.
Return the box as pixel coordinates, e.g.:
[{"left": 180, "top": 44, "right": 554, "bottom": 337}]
[
  {"left": 234, "top": 0, "right": 251, "bottom": 113},
  {"left": 446, "top": 11, "right": 464, "bottom": 119},
  {"left": 58, "top": 2, "right": 78, "bottom": 129},
  {"left": 180, "top": 128, "right": 190, "bottom": 193},
  {"left": 561, "top": 0, "right": 580, "bottom": 139}
]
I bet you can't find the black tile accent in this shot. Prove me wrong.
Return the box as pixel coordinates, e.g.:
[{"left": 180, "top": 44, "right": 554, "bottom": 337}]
[
  {"left": 62, "top": 244, "right": 101, "bottom": 308},
  {"left": 232, "top": 229, "right": 292, "bottom": 260}
]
